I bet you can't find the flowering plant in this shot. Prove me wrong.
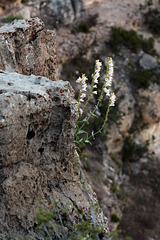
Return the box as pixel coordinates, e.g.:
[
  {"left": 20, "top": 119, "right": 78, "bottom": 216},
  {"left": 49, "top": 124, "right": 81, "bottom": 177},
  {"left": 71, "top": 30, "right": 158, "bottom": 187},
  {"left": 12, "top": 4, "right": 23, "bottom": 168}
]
[{"left": 74, "top": 57, "right": 116, "bottom": 151}]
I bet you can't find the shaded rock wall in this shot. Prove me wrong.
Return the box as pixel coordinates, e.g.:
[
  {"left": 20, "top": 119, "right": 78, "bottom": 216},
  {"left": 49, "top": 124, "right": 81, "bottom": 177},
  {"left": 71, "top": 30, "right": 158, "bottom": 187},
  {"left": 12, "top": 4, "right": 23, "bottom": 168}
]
[
  {"left": 0, "top": 18, "right": 108, "bottom": 239},
  {"left": 0, "top": 18, "right": 58, "bottom": 80}
]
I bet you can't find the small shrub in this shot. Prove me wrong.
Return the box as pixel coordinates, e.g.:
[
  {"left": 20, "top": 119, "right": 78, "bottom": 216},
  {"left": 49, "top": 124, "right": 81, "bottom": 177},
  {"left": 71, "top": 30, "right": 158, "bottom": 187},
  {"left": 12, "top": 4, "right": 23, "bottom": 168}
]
[
  {"left": 144, "top": 8, "right": 160, "bottom": 35},
  {"left": 109, "top": 27, "right": 155, "bottom": 54},
  {"left": 139, "top": 0, "right": 153, "bottom": 10},
  {"left": 2, "top": 15, "right": 23, "bottom": 23},
  {"left": 111, "top": 214, "right": 121, "bottom": 223},
  {"left": 21, "top": 0, "right": 29, "bottom": 3},
  {"left": 130, "top": 68, "right": 153, "bottom": 89}
]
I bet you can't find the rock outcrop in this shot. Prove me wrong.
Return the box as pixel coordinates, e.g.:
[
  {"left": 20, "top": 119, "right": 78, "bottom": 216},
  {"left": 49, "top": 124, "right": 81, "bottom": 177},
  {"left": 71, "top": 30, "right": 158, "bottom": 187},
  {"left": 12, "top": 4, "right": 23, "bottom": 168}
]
[
  {"left": 40, "top": 0, "right": 85, "bottom": 29},
  {"left": 0, "top": 18, "right": 108, "bottom": 239},
  {"left": 0, "top": 17, "right": 58, "bottom": 80}
]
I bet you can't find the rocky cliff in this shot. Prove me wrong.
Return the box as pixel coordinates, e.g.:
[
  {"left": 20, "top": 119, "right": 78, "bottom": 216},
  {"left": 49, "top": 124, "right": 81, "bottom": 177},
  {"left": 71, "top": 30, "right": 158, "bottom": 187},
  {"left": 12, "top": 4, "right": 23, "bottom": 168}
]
[
  {"left": 0, "top": 0, "right": 85, "bottom": 29},
  {"left": 40, "top": 0, "right": 85, "bottom": 29},
  {"left": 0, "top": 18, "right": 108, "bottom": 239},
  {"left": 0, "top": 17, "right": 58, "bottom": 80}
]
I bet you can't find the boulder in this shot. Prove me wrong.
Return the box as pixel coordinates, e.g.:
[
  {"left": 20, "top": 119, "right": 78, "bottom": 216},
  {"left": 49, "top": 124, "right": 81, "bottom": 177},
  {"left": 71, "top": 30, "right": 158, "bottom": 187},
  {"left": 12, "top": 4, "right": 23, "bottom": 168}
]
[
  {"left": 40, "top": 0, "right": 85, "bottom": 29},
  {"left": 139, "top": 53, "right": 157, "bottom": 70},
  {"left": 0, "top": 17, "right": 58, "bottom": 81}
]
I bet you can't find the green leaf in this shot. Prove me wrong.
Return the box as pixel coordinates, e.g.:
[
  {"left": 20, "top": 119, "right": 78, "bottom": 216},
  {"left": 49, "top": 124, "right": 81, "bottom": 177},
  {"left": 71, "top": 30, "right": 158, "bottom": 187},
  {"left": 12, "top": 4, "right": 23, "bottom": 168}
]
[
  {"left": 91, "top": 130, "right": 95, "bottom": 140},
  {"left": 89, "top": 110, "right": 98, "bottom": 118},
  {"left": 77, "top": 117, "right": 89, "bottom": 125},
  {"left": 77, "top": 130, "right": 88, "bottom": 135},
  {"left": 84, "top": 139, "right": 92, "bottom": 145},
  {"left": 76, "top": 146, "right": 81, "bottom": 152}
]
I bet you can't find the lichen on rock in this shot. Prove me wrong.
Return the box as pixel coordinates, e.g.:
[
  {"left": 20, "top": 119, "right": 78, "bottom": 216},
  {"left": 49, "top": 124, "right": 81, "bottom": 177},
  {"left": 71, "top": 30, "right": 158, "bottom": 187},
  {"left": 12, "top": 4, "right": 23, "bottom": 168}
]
[{"left": 0, "top": 18, "right": 109, "bottom": 240}]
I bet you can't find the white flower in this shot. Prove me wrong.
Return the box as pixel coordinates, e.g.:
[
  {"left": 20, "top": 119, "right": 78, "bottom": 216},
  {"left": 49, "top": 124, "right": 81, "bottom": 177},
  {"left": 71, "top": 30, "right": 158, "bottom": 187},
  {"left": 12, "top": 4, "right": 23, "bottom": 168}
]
[
  {"left": 82, "top": 75, "right": 88, "bottom": 83},
  {"left": 93, "top": 85, "right": 97, "bottom": 88},
  {"left": 110, "top": 93, "right": 116, "bottom": 106},
  {"left": 95, "top": 59, "right": 102, "bottom": 69},
  {"left": 76, "top": 77, "right": 82, "bottom": 83},
  {"left": 103, "top": 88, "right": 110, "bottom": 96},
  {"left": 94, "top": 72, "right": 100, "bottom": 79},
  {"left": 105, "top": 78, "right": 112, "bottom": 87},
  {"left": 93, "top": 91, "right": 97, "bottom": 95},
  {"left": 79, "top": 108, "right": 83, "bottom": 115},
  {"left": 93, "top": 79, "right": 98, "bottom": 84},
  {"left": 81, "top": 93, "right": 86, "bottom": 98}
]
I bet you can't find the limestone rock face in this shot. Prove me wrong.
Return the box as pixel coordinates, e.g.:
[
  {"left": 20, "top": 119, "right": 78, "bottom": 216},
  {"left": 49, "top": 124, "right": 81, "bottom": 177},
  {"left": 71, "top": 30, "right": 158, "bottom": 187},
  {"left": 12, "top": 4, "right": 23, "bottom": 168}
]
[
  {"left": 0, "top": 18, "right": 58, "bottom": 81},
  {"left": 0, "top": 18, "right": 108, "bottom": 239},
  {"left": 40, "top": 0, "right": 85, "bottom": 29},
  {"left": 0, "top": 71, "right": 108, "bottom": 239},
  {"left": 136, "top": 84, "right": 160, "bottom": 158}
]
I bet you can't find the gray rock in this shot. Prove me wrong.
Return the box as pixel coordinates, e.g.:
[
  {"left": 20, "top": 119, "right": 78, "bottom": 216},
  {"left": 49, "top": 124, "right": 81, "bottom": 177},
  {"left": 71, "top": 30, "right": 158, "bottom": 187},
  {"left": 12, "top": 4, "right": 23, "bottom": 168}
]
[
  {"left": 0, "top": 17, "right": 109, "bottom": 239},
  {"left": 0, "top": 17, "right": 58, "bottom": 80},
  {"left": 0, "top": 71, "right": 109, "bottom": 239},
  {"left": 139, "top": 53, "right": 157, "bottom": 70},
  {"left": 40, "top": 0, "right": 85, "bottom": 29}
]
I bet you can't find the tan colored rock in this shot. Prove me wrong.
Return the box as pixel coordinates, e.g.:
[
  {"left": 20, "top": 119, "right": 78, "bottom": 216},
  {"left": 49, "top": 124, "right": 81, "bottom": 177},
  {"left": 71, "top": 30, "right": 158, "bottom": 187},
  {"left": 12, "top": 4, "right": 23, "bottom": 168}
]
[
  {"left": 135, "top": 84, "right": 160, "bottom": 157},
  {"left": 0, "top": 0, "right": 21, "bottom": 9},
  {"left": 0, "top": 17, "right": 58, "bottom": 81}
]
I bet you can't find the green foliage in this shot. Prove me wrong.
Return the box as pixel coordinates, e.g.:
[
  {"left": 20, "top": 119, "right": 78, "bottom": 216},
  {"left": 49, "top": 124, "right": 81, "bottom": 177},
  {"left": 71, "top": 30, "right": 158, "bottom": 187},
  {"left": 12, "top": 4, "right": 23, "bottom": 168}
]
[
  {"left": 109, "top": 152, "right": 122, "bottom": 168},
  {"left": 72, "top": 14, "right": 98, "bottom": 34},
  {"left": 144, "top": 8, "right": 160, "bottom": 35},
  {"left": 2, "top": 15, "right": 23, "bottom": 23},
  {"left": 125, "top": 237, "right": 133, "bottom": 240},
  {"left": 21, "top": 0, "right": 29, "bottom": 3},
  {"left": 33, "top": 200, "right": 105, "bottom": 240},
  {"left": 74, "top": 58, "right": 115, "bottom": 151},
  {"left": 109, "top": 27, "right": 155, "bottom": 54},
  {"left": 111, "top": 214, "right": 120, "bottom": 223},
  {"left": 75, "top": 220, "right": 104, "bottom": 240},
  {"left": 140, "top": 0, "right": 160, "bottom": 35},
  {"left": 35, "top": 207, "right": 54, "bottom": 225},
  {"left": 139, "top": 0, "right": 153, "bottom": 10},
  {"left": 122, "top": 136, "right": 148, "bottom": 162},
  {"left": 109, "top": 230, "right": 133, "bottom": 240},
  {"left": 109, "top": 230, "right": 122, "bottom": 240},
  {"left": 110, "top": 181, "right": 125, "bottom": 200},
  {"left": 130, "top": 68, "right": 153, "bottom": 89}
]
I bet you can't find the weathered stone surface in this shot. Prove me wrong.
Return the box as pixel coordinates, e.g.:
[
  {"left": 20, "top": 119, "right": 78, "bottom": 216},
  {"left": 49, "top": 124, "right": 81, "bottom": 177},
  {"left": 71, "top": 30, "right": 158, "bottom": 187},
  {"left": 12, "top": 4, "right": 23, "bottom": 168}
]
[
  {"left": 139, "top": 53, "right": 158, "bottom": 70},
  {"left": 0, "top": 0, "right": 21, "bottom": 9},
  {"left": 0, "top": 17, "right": 58, "bottom": 80},
  {"left": 40, "top": 0, "right": 85, "bottom": 29},
  {"left": 136, "top": 84, "right": 160, "bottom": 157},
  {"left": 0, "top": 71, "right": 108, "bottom": 239}
]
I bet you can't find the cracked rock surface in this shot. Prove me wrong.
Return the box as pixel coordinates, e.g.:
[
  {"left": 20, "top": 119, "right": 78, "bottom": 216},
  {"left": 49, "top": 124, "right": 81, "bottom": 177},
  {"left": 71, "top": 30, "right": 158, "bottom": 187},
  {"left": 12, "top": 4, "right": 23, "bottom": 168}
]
[
  {"left": 0, "top": 17, "right": 58, "bottom": 81},
  {"left": 0, "top": 71, "right": 108, "bottom": 239}
]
